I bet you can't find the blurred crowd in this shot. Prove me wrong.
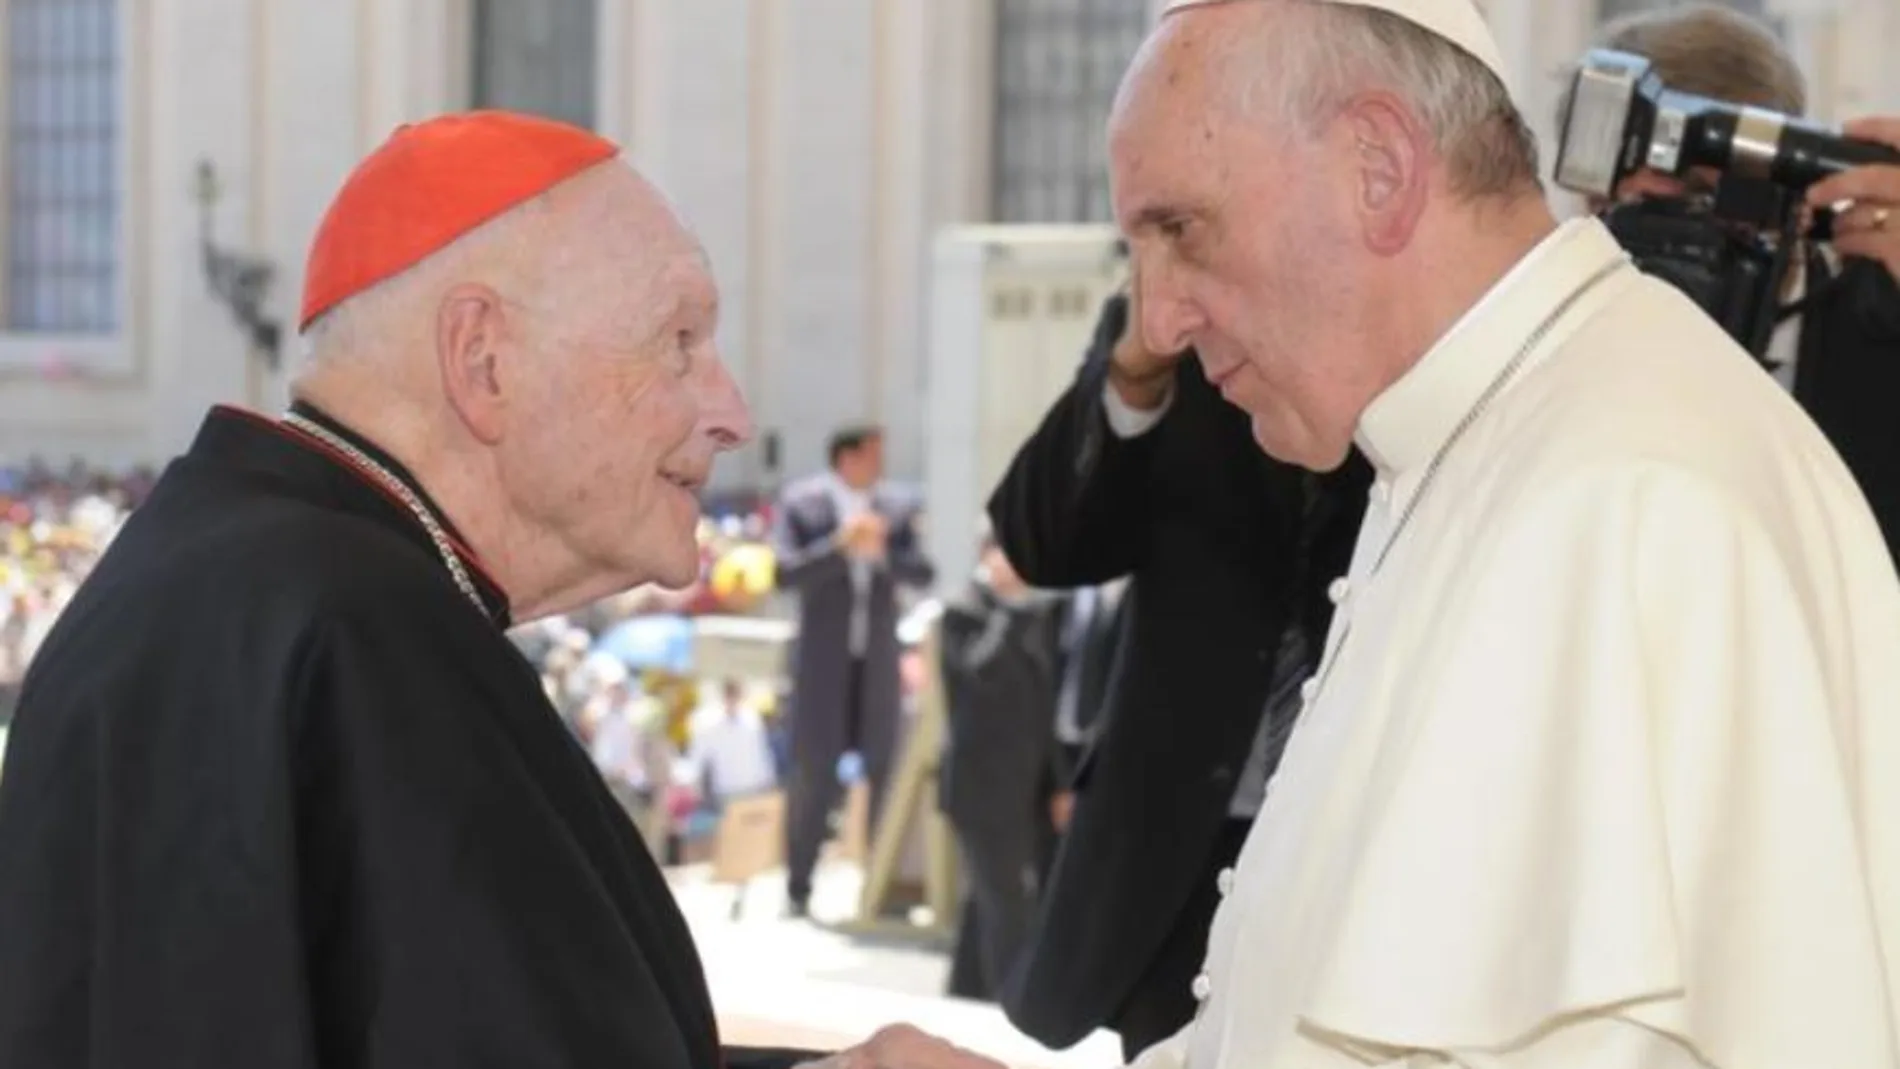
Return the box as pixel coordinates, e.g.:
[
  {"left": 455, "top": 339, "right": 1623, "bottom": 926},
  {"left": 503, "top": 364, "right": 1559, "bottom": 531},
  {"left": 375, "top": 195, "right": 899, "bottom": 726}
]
[
  {"left": 0, "top": 464, "right": 156, "bottom": 726},
  {"left": 0, "top": 466, "right": 793, "bottom": 862},
  {"left": 1, "top": 445, "right": 1084, "bottom": 995}
]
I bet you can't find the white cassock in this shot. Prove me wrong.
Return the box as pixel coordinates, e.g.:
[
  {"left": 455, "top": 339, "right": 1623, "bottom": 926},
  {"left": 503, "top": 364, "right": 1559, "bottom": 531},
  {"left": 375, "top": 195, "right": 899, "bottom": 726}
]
[{"left": 1133, "top": 218, "right": 1900, "bottom": 1068}]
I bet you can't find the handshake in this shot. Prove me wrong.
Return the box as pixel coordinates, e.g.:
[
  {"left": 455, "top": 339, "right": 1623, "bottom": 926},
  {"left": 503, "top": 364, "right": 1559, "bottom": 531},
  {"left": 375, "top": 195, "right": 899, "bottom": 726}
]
[{"left": 796, "top": 1024, "right": 1012, "bottom": 1069}]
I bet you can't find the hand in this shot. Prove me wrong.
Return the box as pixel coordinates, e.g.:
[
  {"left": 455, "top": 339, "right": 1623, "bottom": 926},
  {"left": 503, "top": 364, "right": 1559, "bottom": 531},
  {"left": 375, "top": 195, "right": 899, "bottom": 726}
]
[
  {"left": 1806, "top": 116, "right": 1900, "bottom": 285},
  {"left": 979, "top": 545, "right": 1028, "bottom": 599},
  {"left": 1108, "top": 267, "right": 1187, "bottom": 411},
  {"left": 1049, "top": 790, "right": 1076, "bottom": 832},
  {"left": 798, "top": 1024, "right": 1010, "bottom": 1069},
  {"left": 839, "top": 512, "right": 889, "bottom": 560}
]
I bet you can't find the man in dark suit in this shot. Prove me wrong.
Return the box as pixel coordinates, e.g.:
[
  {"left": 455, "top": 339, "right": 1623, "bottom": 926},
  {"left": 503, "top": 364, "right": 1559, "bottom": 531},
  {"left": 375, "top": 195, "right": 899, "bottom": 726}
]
[
  {"left": 1046, "top": 579, "right": 1126, "bottom": 831},
  {"left": 988, "top": 288, "right": 1368, "bottom": 1060},
  {"left": 936, "top": 532, "right": 1065, "bottom": 1003},
  {"left": 773, "top": 426, "right": 936, "bottom": 916}
]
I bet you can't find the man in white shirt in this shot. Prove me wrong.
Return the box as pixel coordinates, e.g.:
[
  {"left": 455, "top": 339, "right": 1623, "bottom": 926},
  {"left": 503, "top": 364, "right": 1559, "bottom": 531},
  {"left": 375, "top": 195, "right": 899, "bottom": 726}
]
[
  {"left": 1094, "top": 0, "right": 1900, "bottom": 1066},
  {"left": 687, "top": 680, "right": 778, "bottom": 805}
]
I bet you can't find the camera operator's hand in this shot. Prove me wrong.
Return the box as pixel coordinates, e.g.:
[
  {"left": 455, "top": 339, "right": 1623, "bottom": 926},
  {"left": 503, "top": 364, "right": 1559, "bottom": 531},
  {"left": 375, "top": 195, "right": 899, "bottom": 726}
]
[
  {"left": 1807, "top": 116, "right": 1900, "bottom": 285},
  {"left": 1108, "top": 266, "right": 1189, "bottom": 412}
]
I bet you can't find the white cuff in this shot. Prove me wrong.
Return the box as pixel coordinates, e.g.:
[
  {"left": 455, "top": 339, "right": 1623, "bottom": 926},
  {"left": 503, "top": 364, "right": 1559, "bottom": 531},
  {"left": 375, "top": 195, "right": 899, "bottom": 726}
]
[{"left": 1101, "top": 380, "right": 1174, "bottom": 438}]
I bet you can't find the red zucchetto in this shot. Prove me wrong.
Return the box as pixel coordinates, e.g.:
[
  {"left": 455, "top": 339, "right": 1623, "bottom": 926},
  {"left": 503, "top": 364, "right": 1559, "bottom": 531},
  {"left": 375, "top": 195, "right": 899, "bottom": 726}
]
[{"left": 299, "top": 110, "right": 619, "bottom": 331}]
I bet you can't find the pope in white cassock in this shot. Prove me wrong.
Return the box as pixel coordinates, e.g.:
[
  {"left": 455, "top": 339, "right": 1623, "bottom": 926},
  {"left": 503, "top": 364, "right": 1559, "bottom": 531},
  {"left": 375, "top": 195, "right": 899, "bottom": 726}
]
[{"left": 1098, "top": 0, "right": 1900, "bottom": 1067}]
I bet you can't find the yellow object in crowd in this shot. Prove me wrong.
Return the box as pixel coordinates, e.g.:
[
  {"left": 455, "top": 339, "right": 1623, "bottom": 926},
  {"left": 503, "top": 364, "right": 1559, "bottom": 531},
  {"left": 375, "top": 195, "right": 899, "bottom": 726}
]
[
  {"left": 709, "top": 543, "right": 776, "bottom": 610},
  {"left": 640, "top": 670, "right": 700, "bottom": 749}
]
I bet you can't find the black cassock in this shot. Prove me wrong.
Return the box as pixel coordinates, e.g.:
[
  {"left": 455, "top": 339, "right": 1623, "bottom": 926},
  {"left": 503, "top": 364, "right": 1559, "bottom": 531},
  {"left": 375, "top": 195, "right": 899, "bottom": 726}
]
[{"left": 0, "top": 403, "right": 812, "bottom": 1069}]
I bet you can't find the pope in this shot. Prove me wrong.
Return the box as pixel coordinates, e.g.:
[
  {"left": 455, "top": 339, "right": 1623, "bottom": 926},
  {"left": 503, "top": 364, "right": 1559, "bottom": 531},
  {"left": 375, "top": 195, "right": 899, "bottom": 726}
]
[
  {"left": 1104, "top": 0, "right": 1900, "bottom": 1067},
  {"left": 0, "top": 112, "right": 995, "bottom": 1069}
]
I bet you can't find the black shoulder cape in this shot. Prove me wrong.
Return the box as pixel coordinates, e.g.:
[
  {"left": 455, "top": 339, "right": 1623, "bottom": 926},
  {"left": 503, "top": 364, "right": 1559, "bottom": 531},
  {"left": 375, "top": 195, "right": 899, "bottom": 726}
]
[{"left": 0, "top": 404, "right": 809, "bottom": 1069}]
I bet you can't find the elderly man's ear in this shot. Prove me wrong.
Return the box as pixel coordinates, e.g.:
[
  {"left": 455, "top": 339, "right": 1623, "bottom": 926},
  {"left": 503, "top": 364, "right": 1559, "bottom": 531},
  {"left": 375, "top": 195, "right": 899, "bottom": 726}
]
[
  {"left": 436, "top": 284, "right": 511, "bottom": 445},
  {"left": 1340, "top": 91, "right": 1430, "bottom": 255}
]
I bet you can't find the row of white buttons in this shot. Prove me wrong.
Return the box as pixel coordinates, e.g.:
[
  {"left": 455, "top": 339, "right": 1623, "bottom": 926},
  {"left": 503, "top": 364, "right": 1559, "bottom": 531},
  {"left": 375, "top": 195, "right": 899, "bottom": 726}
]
[
  {"left": 1193, "top": 571, "right": 1363, "bottom": 1009},
  {"left": 1193, "top": 867, "right": 1242, "bottom": 1003}
]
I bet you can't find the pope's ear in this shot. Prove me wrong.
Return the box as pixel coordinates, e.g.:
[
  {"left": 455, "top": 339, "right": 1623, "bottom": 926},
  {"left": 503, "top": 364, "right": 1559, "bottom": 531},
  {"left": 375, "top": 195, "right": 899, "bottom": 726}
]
[
  {"left": 437, "top": 284, "right": 509, "bottom": 445},
  {"left": 1338, "top": 90, "right": 1429, "bottom": 256}
]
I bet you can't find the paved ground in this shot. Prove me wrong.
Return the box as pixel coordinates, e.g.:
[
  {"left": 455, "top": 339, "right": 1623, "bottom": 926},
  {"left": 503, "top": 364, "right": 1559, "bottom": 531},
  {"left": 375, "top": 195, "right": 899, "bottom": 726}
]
[
  {"left": 668, "top": 862, "right": 1122, "bottom": 1068},
  {"left": 670, "top": 859, "right": 950, "bottom": 995}
]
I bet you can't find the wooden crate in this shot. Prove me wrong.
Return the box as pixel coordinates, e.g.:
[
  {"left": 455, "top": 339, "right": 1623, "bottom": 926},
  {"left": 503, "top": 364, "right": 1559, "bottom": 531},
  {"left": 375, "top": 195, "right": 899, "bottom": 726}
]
[{"left": 710, "top": 791, "right": 787, "bottom": 885}]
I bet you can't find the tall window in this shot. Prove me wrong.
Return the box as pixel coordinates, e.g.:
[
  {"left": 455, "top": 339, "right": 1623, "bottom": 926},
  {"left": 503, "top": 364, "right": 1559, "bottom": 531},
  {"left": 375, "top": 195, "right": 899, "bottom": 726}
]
[
  {"left": 4, "top": 0, "right": 121, "bottom": 335},
  {"left": 470, "top": 0, "right": 599, "bottom": 131},
  {"left": 991, "top": 0, "right": 1149, "bottom": 224}
]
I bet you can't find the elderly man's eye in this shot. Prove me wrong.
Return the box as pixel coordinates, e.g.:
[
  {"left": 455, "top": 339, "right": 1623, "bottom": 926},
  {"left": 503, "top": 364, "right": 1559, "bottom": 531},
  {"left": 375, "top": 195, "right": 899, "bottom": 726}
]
[{"left": 672, "top": 330, "right": 695, "bottom": 373}]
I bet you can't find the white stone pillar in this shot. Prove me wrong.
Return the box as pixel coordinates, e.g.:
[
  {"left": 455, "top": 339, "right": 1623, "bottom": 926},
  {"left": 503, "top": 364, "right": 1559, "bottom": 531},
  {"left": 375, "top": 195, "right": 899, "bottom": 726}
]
[
  {"left": 868, "top": 0, "right": 931, "bottom": 482},
  {"left": 1478, "top": 0, "right": 1600, "bottom": 214},
  {"left": 755, "top": 0, "right": 879, "bottom": 482},
  {"left": 604, "top": 0, "right": 758, "bottom": 489},
  {"left": 147, "top": 0, "right": 259, "bottom": 455},
  {"left": 258, "top": 0, "right": 365, "bottom": 405},
  {"left": 925, "top": 0, "right": 997, "bottom": 229},
  {"left": 1817, "top": 0, "right": 1900, "bottom": 119}
]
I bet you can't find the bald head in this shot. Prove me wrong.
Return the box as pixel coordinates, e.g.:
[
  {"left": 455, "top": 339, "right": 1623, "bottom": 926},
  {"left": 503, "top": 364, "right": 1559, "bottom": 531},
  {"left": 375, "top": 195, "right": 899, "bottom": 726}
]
[
  {"left": 302, "top": 160, "right": 694, "bottom": 374},
  {"left": 296, "top": 154, "right": 752, "bottom": 620}
]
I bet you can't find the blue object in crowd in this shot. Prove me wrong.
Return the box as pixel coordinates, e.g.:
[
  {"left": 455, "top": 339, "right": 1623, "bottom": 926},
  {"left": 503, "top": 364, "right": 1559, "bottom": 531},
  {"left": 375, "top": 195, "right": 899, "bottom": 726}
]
[
  {"left": 837, "top": 751, "right": 864, "bottom": 785},
  {"left": 592, "top": 614, "right": 695, "bottom": 674}
]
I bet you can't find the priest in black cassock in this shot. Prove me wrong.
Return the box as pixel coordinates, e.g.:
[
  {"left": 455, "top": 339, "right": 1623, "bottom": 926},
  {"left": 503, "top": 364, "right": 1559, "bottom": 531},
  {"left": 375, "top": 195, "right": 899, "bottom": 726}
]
[{"left": 0, "top": 111, "right": 994, "bottom": 1069}]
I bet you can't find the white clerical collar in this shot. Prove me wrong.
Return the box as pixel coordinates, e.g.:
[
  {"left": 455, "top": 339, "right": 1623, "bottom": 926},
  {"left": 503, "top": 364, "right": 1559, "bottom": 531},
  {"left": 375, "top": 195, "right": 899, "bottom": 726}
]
[{"left": 1354, "top": 218, "right": 1628, "bottom": 479}]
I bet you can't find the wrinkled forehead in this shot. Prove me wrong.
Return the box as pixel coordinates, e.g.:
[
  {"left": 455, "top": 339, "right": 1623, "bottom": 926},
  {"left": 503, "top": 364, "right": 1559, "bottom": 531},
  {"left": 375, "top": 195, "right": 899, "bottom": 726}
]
[
  {"left": 570, "top": 175, "right": 719, "bottom": 327},
  {"left": 650, "top": 245, "right": 718, "bottom": 318},
  {"left": 1109, "top": 29, "right": 1239, "bottom": 223},
  {"left": 1113, "top": 17, "right": 1226, "bottom": 139},
  {"left": 1118, "top": 16, "right": 1259, "bottom": 148},
  {"left": 589, "top": 171, "right": 702, "bottom": 269}
]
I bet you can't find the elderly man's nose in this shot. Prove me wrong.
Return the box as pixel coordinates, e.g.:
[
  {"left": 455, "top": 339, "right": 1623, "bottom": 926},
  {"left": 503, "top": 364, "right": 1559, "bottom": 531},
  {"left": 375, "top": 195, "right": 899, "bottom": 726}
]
[
  {"left": 1140, "top": 289, "right": 1197, "bottom": 358},
  {"left": 699, "top": 358, "right": 754, "bottom": 450}
]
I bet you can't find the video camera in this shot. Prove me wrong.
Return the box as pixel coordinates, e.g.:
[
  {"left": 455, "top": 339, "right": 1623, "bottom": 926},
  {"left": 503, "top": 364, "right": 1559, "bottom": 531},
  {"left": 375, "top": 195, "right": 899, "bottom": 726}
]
[{"left": 1554, "top": 48, "right": 1900, "bottom": 359}]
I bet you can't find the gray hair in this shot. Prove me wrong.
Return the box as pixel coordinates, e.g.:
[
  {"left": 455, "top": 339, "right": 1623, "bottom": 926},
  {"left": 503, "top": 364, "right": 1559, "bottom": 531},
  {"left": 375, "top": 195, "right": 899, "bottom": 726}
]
[
  {"left": 299, "top": 273, "right": 395, "bottom": 365},
  {"left": 1558, "top": 3, "right": 1805, "bottom": 124},
  {"left": 299, "top": 190, "right": 559, "bottom": 366},
  {"left": 1229, "top": 1, "right": 1541, "bottom": 199}
]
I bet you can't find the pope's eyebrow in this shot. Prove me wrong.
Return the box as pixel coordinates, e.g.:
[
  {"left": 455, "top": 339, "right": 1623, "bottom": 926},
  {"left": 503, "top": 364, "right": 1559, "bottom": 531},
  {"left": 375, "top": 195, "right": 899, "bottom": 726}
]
[
  {"left": 1128, "top": 204, "right": 1171, "bottom": 232},
  {"left": 1129, "top": 203, "right": 1195, "bottom": 235}
]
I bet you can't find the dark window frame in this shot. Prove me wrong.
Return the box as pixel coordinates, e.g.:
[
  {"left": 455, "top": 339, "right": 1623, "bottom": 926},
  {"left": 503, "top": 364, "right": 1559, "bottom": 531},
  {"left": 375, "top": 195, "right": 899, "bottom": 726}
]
[
  {"left": 990, "top": 0, "right": 1150, "bottom": 224},
  {"left": 4, "top": 0, "right": 122, "bottom": 334},
  {"left": 469, "top": 0, "right": 600, "bottom": 132}
]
